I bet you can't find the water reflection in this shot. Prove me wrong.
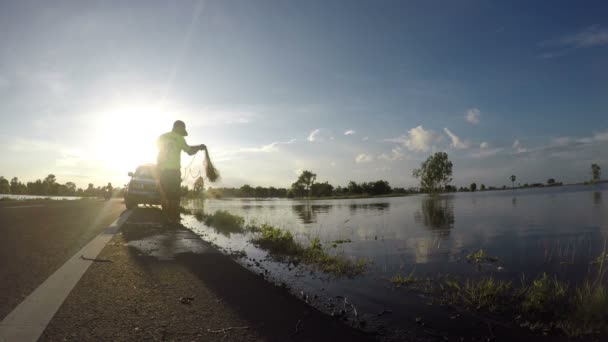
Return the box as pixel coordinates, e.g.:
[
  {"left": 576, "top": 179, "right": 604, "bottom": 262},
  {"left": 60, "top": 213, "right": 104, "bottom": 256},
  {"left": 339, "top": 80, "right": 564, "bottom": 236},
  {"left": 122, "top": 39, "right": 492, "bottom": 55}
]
[
  {"left": 292, "top": 204, "right": 332, "bottom": 224},
  {"left": 348, "top": 202, "right": 390, "bottom": 215},
  {"left": 512, "top": 197, "right": 517, "bottom": 207},
  {"left": 593, "top": 191, "right": 602, "bottom": 206},
  {"left": 415, "top": 196, "right": 454, "bottom": 235}
]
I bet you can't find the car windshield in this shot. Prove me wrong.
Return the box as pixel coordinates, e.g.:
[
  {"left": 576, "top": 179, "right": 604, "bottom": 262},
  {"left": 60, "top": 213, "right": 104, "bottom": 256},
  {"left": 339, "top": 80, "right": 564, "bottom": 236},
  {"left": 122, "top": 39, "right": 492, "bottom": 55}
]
[{"left": 135, "top": 167, "right": 155, "bottom": 179}]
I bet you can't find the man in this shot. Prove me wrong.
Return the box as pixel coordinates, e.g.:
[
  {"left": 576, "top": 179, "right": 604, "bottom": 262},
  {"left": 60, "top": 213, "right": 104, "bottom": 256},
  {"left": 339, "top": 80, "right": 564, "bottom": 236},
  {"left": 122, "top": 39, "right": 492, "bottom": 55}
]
[{"left": 157, "top": 120, "right": 206, "bottom": 222}]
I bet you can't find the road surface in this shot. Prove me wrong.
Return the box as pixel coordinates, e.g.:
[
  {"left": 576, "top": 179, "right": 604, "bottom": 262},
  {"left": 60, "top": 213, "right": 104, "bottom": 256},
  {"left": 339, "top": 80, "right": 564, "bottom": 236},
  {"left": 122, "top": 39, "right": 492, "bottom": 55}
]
[{"left": 0, "top": 199, "right": 125, "bottom": 319}]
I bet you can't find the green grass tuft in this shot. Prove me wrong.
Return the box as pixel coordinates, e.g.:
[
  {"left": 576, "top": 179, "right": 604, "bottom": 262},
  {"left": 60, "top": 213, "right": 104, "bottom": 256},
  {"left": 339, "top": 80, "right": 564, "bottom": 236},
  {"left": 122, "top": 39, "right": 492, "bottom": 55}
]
[
  {"left": 202, "top": 210, "right": 245, "bottom": 235},
  {"left": 466, "top": 249, "right": 498, "bottom": 263}
]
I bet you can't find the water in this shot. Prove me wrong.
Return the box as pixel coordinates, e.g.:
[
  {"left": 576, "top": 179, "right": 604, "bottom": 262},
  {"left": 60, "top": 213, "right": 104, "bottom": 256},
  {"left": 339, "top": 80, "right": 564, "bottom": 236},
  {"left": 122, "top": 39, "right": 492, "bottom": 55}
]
[{"left": 181, "top": 184, "right": 608, "bottom": 339}]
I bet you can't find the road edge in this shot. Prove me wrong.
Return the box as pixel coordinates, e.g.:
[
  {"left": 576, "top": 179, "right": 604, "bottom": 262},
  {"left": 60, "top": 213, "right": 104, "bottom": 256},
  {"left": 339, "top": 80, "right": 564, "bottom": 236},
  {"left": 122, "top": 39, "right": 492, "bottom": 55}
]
[{"left": 0, "top": 209, "right": 133, "bottom": 342}]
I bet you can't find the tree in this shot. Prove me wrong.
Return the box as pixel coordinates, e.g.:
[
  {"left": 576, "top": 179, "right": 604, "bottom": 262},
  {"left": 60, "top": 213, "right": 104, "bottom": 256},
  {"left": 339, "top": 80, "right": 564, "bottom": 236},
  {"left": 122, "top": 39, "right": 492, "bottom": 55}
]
[
  {"left": 292, "top": 170, "right": 317, "bottom": 197},
  {"left": 510, "top": 175, "right": 516, "bottom": 189},
  {"left": 347, "top": 181, "right": 363, "bottom": 194},
  {"left": 0, "top": 177, "right": 9, "bottom": 194},
  {"left": 592, "top": 164, "right": 601, "bottom": 183},
  {"left": 470, "top": 183, "right": 477, "bottom": 192},
  {"left": 412, "top": 152, "right": 453, "bottom": 193},
  {"left": 547, "top": 178, "right": 556, "bottom": 185},
  {"left": 480, "top": 184, "right": 486, "bottom": 191},
  {"left": 310, "top": 181, "right": 334, "bottom": 197},
  {"left": 240, "top": 184, "right": 254, "bottom": 197}
]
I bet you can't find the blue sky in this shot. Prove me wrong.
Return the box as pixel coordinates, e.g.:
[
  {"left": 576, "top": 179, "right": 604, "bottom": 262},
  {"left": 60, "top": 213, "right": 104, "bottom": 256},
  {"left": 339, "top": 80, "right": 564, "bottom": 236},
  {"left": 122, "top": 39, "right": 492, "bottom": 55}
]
[{"left": 0, "top": 0, "right": 607, "bottom": 189}]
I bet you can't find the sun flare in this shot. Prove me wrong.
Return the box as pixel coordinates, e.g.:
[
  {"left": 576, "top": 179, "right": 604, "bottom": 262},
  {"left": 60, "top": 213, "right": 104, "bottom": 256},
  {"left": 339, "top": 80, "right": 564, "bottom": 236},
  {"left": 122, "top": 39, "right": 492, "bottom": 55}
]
[{"left": 92, "top": 106, "right": 175, "bottom": 174}]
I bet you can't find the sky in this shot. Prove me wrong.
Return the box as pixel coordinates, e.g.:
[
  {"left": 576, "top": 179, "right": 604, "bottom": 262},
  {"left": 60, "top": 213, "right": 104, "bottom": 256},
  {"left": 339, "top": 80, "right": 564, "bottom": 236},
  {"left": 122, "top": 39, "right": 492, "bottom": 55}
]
[{"left": 0, "top": 0, "right": 607, "bottom": 189}]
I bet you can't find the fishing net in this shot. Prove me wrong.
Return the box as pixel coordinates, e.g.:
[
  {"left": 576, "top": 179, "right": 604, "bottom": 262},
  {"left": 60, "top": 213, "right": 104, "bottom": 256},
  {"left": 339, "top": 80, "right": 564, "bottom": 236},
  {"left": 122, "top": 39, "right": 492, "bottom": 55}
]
[{"left": 203, "top": 148, "right": 220, "bottom": 182}]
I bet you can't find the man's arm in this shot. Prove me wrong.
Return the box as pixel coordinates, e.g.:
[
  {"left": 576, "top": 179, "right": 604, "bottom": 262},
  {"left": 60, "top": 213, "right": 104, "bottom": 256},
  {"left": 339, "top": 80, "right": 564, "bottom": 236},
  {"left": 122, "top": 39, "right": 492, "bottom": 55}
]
[{"left": 184, "top": 144, "right": 206, "bottom": 156}]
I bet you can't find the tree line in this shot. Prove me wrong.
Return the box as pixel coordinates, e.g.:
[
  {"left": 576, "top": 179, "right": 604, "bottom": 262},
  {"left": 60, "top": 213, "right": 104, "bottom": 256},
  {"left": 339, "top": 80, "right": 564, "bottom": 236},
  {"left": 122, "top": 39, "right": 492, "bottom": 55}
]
[
  {"left": 203, "top": 171, "right": 418, "bottom": 199},
  {"left": 0, "top": 174, "right": 119, "bottom": 197}
]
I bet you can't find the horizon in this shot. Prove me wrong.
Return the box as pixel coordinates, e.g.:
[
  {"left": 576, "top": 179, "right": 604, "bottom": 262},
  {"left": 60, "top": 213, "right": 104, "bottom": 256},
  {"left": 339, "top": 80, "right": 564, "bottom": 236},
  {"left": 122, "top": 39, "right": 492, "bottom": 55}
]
[{"left": 1, "top": 1, "right": 607, "bottom": 189}]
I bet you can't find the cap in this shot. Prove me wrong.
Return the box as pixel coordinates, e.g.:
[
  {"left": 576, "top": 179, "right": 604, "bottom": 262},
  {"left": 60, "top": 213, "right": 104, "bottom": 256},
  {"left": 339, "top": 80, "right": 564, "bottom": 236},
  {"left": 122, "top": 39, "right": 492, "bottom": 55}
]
[{"left": 172, "top": 120, "right": 188, "bottom": 136}]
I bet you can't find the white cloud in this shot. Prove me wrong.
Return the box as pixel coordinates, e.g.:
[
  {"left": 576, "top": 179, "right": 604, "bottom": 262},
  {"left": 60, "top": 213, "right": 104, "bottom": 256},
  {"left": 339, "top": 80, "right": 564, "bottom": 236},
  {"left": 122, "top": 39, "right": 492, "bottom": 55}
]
[
  {"left": 308, "top": 129, "right": 321, "bottom": 142},
  {"left": 471, "top": 142, "right": 502, "bottom": 158},
  {"left": 443, "top": 128, "right": 469, "bottom": 149},
  {"left": 344, "top": 130, "right": 356, "bottom": 135},
  {"left": 543, "top": 26, "right": 608, "bottom": 48},
  {"left": 362, "top": 136, "right": 369, "bottom": 141},
  {"left": 355, "top": 153, "right": 374, "bottom": 163},
  {"left": 387, "top": 125, "right": 442, "bottom": 152},
  {"left": 465, "top": 108, "right": 481, "bottom": 124},
  {"left": 378, "top": 147, "right": 405, "bottom": 161},
  {"left": 240, "top": 139, "right": 296, "bottom": 153},
  {"left": 539, "top": 26, "right": 608, "bottom": 58},
  {"left": 512, "top": 139, "right": 527, "bottom": 153},
  {"left": 307, "top": 128, "right": 332, "bottom": 142}
]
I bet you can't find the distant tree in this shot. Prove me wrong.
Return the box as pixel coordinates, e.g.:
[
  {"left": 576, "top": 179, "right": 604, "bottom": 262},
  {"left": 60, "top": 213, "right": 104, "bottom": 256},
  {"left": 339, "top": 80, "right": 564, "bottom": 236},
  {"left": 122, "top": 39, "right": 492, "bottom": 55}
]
[
  {"left": 10, "top": 177, "right": 26, "bottom": 194},
  {"left": 254, "top": 186, "right": 269, "bottom": 198},
  {"left": 84, "top": 183, "right": 95, "bottom": 197},
  {"left": 310, "top": 181, "right": 334, "bottom": 197},
  {"left": 444, "top": 185, "right": 457, "bottom": 192},
  {"left": 480, "top": 184, "right": 486, "bottom": 191},
  {"left": 43, "top": 174, "right": 58, "bottom": 195},
  {"left": 347, "top": 181, "right": 363, "bottom": 194},
  {"left": 0, "top": 177, "right": 9, "bottom": 194},
  {"left": 470, "top": 183, "right": 477, "bottom": 192},
  {"left": 240, "top": 184, "right": 254, "bottom": 197},
  {"left": 592, "top": 164, "right": 601, "bottom": 183},
  {"left": 290, "top": 170, "right": 317, "bottom": 197},
  {"left": 510, "top": 175, "right": 516, "bottom": 189},
  {"left": 65, "top": 182, "right": 77, "bottom": 195},
  {"left": 547, "top": 178, "right": 556, "bottom": 185},
  {"left": 412, "top": 152, "right": 453, "bottom": 194}
]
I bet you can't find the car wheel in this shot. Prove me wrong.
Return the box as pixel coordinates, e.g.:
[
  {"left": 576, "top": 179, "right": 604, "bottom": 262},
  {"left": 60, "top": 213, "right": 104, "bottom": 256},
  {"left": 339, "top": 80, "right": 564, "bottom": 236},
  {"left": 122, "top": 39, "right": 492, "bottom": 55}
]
[{"left": 125, "top": 199, "right": 137, "bottom": 210}]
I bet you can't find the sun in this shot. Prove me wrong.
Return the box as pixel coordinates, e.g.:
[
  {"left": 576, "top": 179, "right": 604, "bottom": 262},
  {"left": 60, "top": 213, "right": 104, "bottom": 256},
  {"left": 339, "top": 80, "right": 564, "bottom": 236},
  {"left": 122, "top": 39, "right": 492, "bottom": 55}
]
[{"left": 92, "top": 105, "right": 175, "bottom": 173}]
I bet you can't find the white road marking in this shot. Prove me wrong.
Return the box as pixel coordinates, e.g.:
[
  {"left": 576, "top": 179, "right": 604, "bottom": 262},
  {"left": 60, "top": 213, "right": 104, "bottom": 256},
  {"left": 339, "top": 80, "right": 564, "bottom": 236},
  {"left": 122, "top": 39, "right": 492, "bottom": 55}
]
[
  {"left": 0, "top": 210, "right": 133, "bottom": 342},
  {"left": 2, "top": 205, "right": 48, "bottom": 209}
]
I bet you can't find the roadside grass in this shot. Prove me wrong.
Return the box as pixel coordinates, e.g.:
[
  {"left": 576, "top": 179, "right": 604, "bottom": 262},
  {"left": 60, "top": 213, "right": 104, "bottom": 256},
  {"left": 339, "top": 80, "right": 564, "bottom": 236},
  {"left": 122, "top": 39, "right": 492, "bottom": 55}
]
[
  {"left": 201, "top": 210, "right": 245, "bottom": 235},
  {"left": 191, "top": 209, "right": 367, "bottom": 277},
  {"left": 250, "top": 225, "right": 367, "bottom": 277}
]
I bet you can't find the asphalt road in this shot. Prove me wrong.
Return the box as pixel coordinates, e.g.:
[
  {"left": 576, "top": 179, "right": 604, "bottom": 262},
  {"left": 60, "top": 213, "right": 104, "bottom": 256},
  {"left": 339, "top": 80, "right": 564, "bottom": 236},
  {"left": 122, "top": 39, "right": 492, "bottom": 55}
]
[{"left": 0, "top": 199, "right": 125, "bottom": 320}]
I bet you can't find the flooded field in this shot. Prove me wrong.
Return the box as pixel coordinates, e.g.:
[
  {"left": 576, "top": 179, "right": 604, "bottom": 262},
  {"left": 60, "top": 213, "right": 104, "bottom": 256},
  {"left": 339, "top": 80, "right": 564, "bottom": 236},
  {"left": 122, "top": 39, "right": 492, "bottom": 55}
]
[{"left": 182, "top": 184, "right": 608, "bottom": 340}]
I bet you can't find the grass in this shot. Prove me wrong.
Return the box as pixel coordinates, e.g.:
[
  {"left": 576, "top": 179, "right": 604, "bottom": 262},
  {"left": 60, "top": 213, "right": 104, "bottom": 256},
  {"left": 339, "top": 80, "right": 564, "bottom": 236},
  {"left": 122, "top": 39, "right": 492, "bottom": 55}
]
[
  {"left": 250, "top": 224, "right": 301, "bottom": 255},
  {"left": 440, "top": 277, "right": 512, "bottom": 312},
  {"left": 466, "top": 249, "right": 499, "bottom": 263},
  {"left": 250, "top": 226, "right": 367, "bottom": 277},
  {"left": 190, "top": 209, "right": 366, "bottom": 277},
  {"left": 201, "top": 210, "right": 245, "bottom": 235},
  {"left": 391, "top": 272, "right": 418, "bottom": 287},
  {"left": 519, "top": 273, "right": 569, "bottom": 318},
  {"left": 390, "top": 268, "right": 608, "bottom": 338}
]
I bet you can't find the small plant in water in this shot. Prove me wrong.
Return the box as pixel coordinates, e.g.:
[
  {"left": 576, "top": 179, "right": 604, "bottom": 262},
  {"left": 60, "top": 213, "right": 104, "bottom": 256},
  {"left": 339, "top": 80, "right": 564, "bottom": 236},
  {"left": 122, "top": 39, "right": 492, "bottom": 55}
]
[
  {"left": 520, "top": 272, "right": 568, "bottom": 319},
  {"left": 440, "top": 277, "right": 512, "bottom": 312},
  {"left": 466, "top": 249, "right": 498, "bottom": 263},
  {"left": 391, "top": 272, "right": 418, "bottom": 287},
  {"left": 202, "top": 210, "right": 245, "bottom": 235}
]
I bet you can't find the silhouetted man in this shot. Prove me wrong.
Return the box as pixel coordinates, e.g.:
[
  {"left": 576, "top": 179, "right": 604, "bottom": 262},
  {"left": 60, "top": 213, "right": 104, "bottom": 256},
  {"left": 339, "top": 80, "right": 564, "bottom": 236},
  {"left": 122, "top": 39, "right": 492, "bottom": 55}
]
[{"left": 157, "top": 120, "right": 205, "bottom": 222}]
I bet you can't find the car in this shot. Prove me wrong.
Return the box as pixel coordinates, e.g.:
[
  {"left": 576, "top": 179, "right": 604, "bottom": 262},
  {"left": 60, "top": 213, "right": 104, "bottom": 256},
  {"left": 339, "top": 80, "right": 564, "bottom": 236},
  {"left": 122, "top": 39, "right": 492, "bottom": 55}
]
[{"left": 124, "top": 164, "right": 161, "bottom": 209}]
